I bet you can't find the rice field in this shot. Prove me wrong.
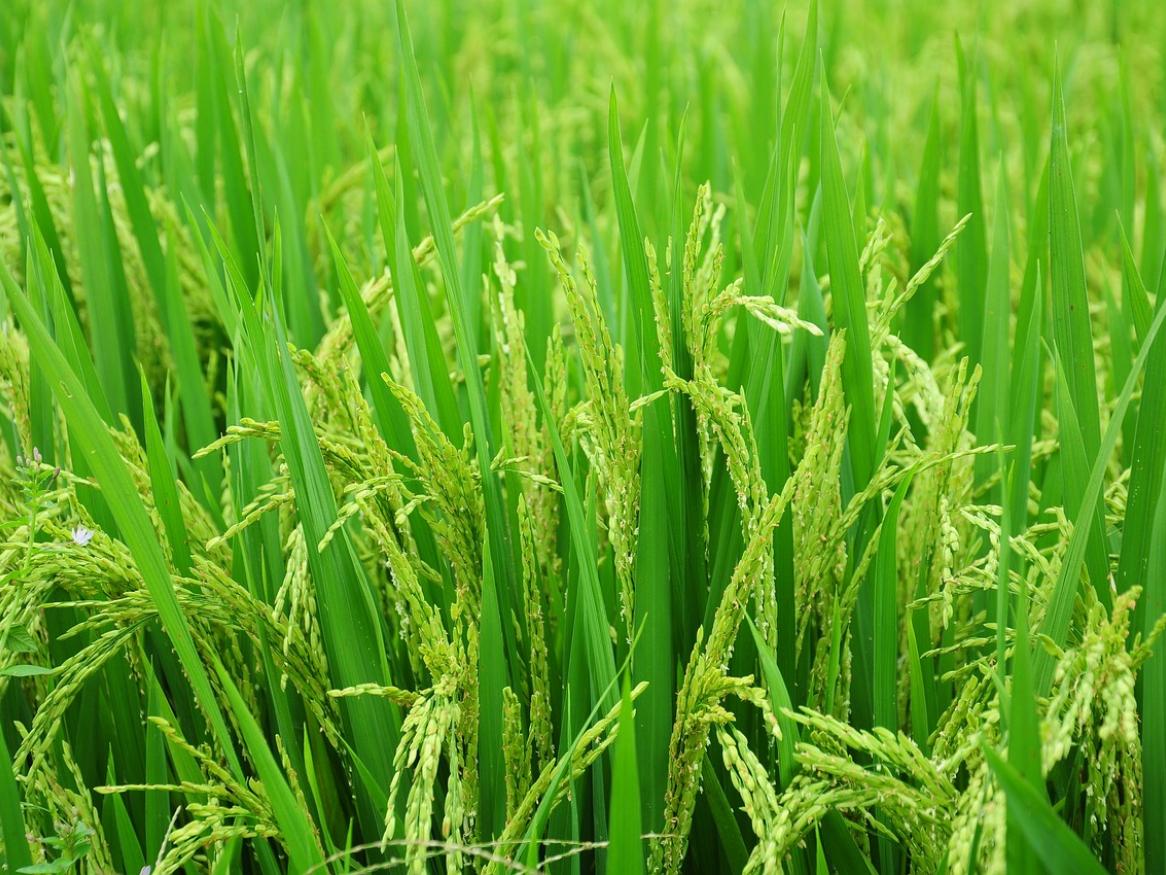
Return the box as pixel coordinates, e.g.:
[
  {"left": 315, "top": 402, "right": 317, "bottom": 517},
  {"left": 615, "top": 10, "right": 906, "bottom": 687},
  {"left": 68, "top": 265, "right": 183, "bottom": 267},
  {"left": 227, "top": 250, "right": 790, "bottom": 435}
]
[{"left": 0, "top": 0, "right": 1164, "bottom": 871}]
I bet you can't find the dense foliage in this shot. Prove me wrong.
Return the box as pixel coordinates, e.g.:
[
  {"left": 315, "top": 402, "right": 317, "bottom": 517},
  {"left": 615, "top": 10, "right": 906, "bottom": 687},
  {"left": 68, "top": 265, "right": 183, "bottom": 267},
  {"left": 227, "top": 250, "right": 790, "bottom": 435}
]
[{"left": 1, "top": 0, "right": 1165, "bottom": 871}]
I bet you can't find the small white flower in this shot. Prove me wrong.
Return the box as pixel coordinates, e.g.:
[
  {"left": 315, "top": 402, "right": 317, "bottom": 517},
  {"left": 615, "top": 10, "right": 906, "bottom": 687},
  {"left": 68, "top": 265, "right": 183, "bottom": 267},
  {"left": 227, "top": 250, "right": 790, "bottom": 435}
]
[{"left": 71, "top": 526, "right": 94, "bottom": 547}]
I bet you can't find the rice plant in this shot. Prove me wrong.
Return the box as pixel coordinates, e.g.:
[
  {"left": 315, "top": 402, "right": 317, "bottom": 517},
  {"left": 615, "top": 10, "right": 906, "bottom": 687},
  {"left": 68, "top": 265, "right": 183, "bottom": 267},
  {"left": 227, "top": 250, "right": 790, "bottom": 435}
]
[{"left": 0, "top": 0, "right": 1164, "bottom": 871}]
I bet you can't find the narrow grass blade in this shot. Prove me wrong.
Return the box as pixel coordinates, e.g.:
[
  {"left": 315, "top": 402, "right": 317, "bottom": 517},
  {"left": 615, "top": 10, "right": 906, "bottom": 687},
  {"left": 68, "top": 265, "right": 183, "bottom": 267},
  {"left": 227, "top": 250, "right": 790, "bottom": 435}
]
[
  {"left": 1116, "top": 243, "right": 1166, "bottom": 618},
  {"left": 746, "top": 615, "right": 797, "bottom": 787},
  {"left": 211, "top": 656, "right": 325, "bottom": 872},
  {"left": 611, "top": 87, "right": 677, "bottom": 832},
  {"left": 103, "top": 757, "right": 146, "bottom": 875},
  {"left": 0, "top": 718, "right": 32, "bottom": 872},
  {"left": 906, "top": 91, "right": 942, "bottom": 361},
  {"left": 820, "top": 74, "right": 875, "bottom": 490},
  {"left": 1034, "top": 292, "right": 1166, "bottom": 692},
  {"left": 700, "top": 756, "right": 748, "bottom": 875},
  {"left": 974, "top": 166, "right": 1012, "bottom": 488},
  {"left": 984, "top": 746, "right": 1105, "bottom": 875},
  {"left": 378, "top": 152, "right": 461, "bottom": 439},
  {"left": 607, "top": 88, "right": 655, "bottom": 390},
  {"left": 1008, "top": 272, "right": 1043, "bottom": 530},
  {"left": 1049, "top": 66, "right": 1102, "bottom": 464},
  {"left": 479, "top": 537, "right": 509, "bottom": 837},
  {"left": 65, "top": 71, "right": 135, "bottom": 419},
  {"left": 139, "top": 369, "right": 192, "bottom": 575},
  {"left": 955, "top": 40, "right": 987, "bottom": 364},
  {"left": 1119, "top": 221, "right": 1153, "bottom": 342},
  {"left": 1052, "top": 354, "right": 1110, "bottom": 606},
  {"left": 92, "top": 53, "right": 166, "bottom": 308},
  {"left": 607, "top": 675, "right": 645, "bottom": 875}
]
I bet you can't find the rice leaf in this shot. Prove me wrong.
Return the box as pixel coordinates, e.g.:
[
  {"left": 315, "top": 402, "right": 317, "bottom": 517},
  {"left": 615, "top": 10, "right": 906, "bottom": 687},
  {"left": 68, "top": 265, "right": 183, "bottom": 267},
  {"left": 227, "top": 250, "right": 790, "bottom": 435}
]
[
  {"left": 819, "top": 74, "right": 875, "bottom": 490},
  {"left": 985, "top": 746, "right": 1105, "bottom": 875},
  {"left": 607, "top": 675, "right": 645, "bottom": 875}
]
